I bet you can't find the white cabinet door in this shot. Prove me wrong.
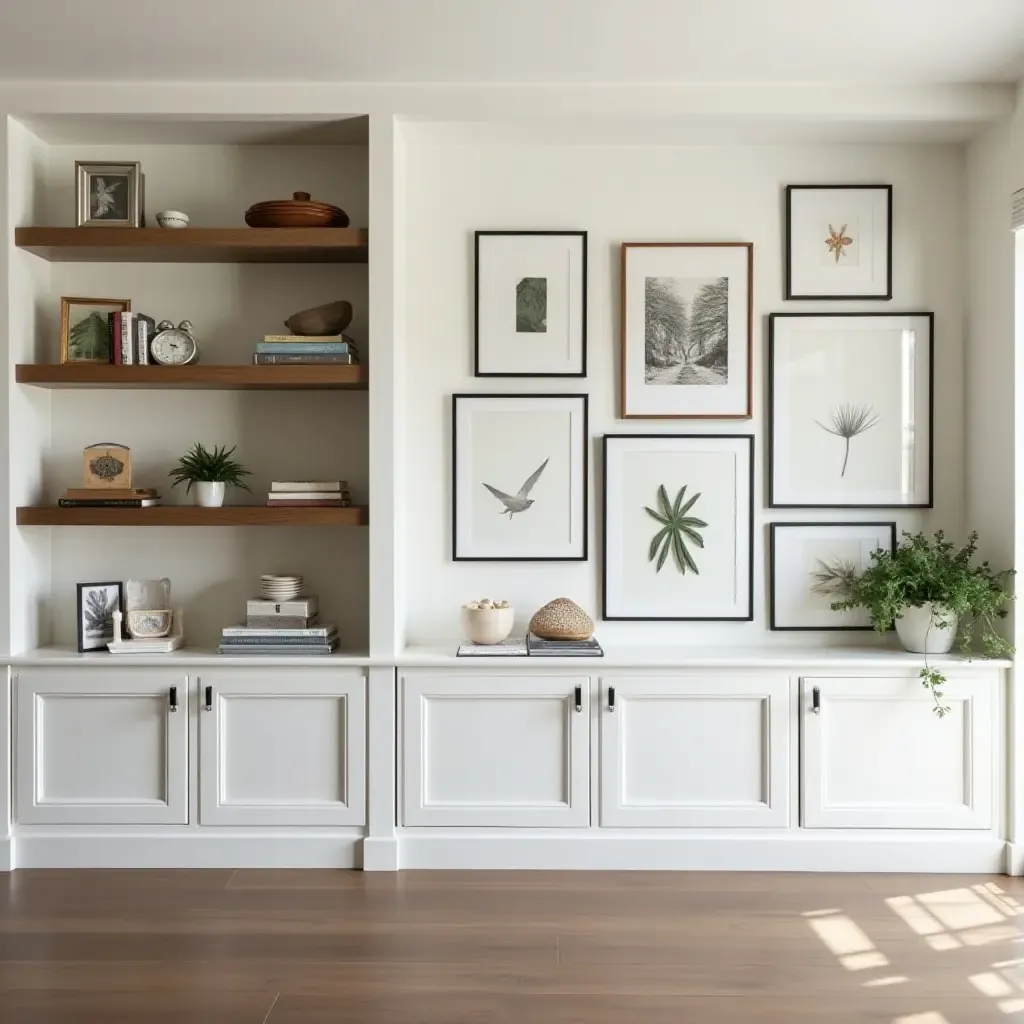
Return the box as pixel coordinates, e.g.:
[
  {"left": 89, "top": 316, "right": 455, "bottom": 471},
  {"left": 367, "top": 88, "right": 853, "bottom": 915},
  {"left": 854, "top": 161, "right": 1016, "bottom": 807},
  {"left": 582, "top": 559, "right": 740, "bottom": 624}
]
[
  {"left": 801, "top": 676, "right": 995, "bottom": 829},
  {"left": 199, "top": 669, "right": 365, "bottom": 827},
  {"left": 402, "top": 673, "right": 590, "bottom": 827},
  {"left": 600, "top": 674, "right": 790, "bottom": 828},
  {"left": 16, "top": 668, "right": 188, "bottom": 825}
]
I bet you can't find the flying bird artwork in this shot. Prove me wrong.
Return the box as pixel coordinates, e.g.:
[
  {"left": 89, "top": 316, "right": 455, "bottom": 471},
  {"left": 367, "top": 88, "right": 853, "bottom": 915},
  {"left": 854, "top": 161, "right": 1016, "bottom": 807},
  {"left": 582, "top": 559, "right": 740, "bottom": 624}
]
[{"left": 482, "top": 458, "right": 549, "bottom": 518}]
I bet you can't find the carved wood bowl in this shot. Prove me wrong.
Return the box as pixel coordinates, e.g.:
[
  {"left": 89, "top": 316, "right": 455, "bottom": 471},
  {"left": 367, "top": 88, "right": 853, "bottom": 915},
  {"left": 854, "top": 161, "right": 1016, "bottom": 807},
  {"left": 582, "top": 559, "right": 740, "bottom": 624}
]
[{"left": 245, "top": 192, "right": 349, "bottom": 228}]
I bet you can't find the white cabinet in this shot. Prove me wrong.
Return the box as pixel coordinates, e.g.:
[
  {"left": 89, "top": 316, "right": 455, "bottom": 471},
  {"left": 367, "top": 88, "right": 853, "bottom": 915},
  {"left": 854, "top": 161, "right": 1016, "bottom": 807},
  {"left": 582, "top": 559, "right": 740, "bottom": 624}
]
[
  {"left": 600, "top": 674, "right": 790, "bottom": 828},
  {"left": 402, "top": 673, "right": 590, "bottom": 827},
  {"left": 16, "top": 668, "right": 188, "bottom": 825},
  {"left": 801, "top": 676, "right": 994, "bottom": 829},
  {"left": 199, "top": 669, "right": 366, "bottom": 827}
]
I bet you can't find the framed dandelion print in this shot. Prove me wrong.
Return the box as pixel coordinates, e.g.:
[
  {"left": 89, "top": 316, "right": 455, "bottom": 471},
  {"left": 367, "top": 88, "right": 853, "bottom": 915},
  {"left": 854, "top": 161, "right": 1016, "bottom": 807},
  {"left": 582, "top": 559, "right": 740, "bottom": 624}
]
[
  {"left": 475, "top": 231, "right": 587, "bottom": 377},
  {"left": 785, "top": 185, "right": 892, "bottom": 300},
  {"left": 768, "top": 312, "right": 933, "bottom": 508},
  {"left": 769, "top": 522, "right": 896, "bottom": 630},
  {"left": 621, "top": 242, "right": 753, "bottom": 418},
  {"left": 602, "top": 434, "right": 753, "bottom": 620}
]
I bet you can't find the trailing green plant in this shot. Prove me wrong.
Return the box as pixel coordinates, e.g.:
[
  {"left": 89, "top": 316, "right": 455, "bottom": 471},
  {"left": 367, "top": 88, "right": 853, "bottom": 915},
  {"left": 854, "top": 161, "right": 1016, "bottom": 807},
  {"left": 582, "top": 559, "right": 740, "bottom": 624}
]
[
  {"left": 169, "top": 442, "right": 251, "bottom": 493},
  {"left": 831, "top": 531, "right": 1014, "bottom": 716}
]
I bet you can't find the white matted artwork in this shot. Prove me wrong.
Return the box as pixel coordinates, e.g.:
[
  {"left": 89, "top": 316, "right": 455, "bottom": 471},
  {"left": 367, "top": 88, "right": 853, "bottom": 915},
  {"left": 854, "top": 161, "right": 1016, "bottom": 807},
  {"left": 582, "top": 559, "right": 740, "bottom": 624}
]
[
  {"left": 785, "top": 185, "right": 892, "bottom": 300},
  {"left": 453, "top": 394, "right": 588, "bottom": 560},
  {"left": 769, "top": 522, "right": 897, "bottom": 630},
  {"left": 602, "top": 434, "right": 753, "bottom": 620},
  {"left": 475, "top": 231, "right": 587, "bottom": 377},
  {"left": 620, "top": 242, "right": 752, "bottom": 419},
  {"left": 769, "top": 312, "right": 932, "bottom": 508}
]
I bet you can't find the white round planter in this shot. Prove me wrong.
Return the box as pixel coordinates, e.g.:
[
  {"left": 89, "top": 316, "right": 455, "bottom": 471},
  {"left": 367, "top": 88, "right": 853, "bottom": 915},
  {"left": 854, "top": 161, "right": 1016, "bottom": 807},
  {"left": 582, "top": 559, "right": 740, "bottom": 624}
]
[
  {"left": 895, "top": 602, "right": 959, "bottom": 655},
  {"left": 461, "top": 606, "right": 514, "bottom": 645},
  {"left": 193, "top": 481, "right": 226, "bottom": 508}
]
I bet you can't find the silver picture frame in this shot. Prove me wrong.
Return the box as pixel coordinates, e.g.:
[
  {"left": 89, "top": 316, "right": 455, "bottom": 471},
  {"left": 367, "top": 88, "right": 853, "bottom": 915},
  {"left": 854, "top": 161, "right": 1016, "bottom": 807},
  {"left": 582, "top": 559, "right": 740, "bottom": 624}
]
[{"left": 75, "top": 161, "right": 144, "bottom": 227}]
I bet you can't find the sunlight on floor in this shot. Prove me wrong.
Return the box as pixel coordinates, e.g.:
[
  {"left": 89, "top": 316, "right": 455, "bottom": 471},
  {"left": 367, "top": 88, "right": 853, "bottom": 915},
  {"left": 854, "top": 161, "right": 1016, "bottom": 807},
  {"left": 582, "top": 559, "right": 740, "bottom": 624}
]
[
  {"left": 863, "top": 976, "right": 909, "bottom": 988},
  {"left": 802, "top": 909, "right": 890, "bottom": 971},
  {"left": 886, "top": 888, "right": 1022, "bottom": 951},
  {"left": 892, "top": 1014, "right": 952, "bottom": 1024}
]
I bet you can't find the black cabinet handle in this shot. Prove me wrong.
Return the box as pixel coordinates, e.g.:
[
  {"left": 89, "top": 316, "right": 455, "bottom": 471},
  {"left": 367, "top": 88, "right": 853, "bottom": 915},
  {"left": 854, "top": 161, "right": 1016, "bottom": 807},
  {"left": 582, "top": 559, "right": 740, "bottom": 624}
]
[
  {"left": 812, "top": 686, "right": 821, "bottom": 715},
  {"left": 169, "top": 686, "right": 178, "bottom": 712},
  {"left": 608, "top": 686, "right": 616, "bottom": 712},
  {"left": 574, "top": 685, "right": 583, "bottom": 713},
  {"left": 204, "top": 685, "right": 213, "bottom": 711}
]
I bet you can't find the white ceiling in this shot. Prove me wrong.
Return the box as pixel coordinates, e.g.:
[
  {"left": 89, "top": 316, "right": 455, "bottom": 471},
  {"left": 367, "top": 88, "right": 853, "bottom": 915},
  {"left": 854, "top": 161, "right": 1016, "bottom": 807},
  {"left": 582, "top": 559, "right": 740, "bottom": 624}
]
[{"left": 2, "top": 0, "right": 1023, "bottom": 85}]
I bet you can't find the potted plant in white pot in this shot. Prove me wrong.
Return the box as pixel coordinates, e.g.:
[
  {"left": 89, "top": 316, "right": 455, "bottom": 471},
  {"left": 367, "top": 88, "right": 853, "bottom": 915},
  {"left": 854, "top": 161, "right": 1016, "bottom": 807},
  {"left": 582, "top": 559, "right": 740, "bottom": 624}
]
[
  {"left": 831, "top": 531, "right": 1014, "bottom": 716},
  {"left": 169, "top": 442, "right": 251, "bottom": 507}
]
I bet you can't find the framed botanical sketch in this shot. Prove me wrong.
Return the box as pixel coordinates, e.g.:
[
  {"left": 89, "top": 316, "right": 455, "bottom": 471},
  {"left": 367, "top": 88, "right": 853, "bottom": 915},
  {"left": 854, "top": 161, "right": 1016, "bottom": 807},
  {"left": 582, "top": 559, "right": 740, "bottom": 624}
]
[
  {"left": 620, "top": 242, "right": 752, "bottom": 419},
  {"left": 475, "top": 231, "right": 587, "bottom": 377},
  {"left": 785, "top": 185, "right": 892, "bottom": 300},
  {"left": 603, "top": 434, "right": 753, "bottom": 620},
  {"left": 60, "top": 296, "right": 131, "bottom": 363},
  {"left": 769, "top": 312, "right": 932, "bottom": 508},
  {"left": 769, "top": 521, "right": 897, "bottom": 630},
  {"left": 452, "top": 393, "right": 588, "bottom": 561},
  {"left": 76, "top": 580, "right": 125, "bottom": 652},
  {"left": 75, "top": 161, "right": 144, "bottom": 227}
]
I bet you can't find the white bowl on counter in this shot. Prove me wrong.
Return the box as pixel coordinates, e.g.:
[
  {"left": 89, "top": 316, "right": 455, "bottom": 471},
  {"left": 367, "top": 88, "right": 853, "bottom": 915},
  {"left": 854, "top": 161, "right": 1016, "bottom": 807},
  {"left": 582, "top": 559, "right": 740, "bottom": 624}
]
[{"left": 461, "top": 603, "right": 514, "bottom": 645}]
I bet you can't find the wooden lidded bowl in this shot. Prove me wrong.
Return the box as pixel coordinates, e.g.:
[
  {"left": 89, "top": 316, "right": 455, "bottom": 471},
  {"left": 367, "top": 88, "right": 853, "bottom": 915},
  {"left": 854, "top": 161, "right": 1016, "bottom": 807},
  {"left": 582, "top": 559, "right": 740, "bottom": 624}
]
[
  {"left": 528, "top": 598, "right": 594, "bottom": 641},
  {"left": 245, "top": 192, "right": 350, "bottom": 228}
]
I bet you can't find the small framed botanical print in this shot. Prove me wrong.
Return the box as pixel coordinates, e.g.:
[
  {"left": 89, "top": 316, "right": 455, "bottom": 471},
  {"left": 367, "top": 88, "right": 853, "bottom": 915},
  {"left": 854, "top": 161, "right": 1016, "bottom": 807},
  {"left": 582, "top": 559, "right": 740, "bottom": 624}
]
[
  {"left": 603, "top": 434, "right": 753, "bottom": 620},
  {"left": 77, "top": 581, "right": 125, "bottom": 652},
  {"left": 475, "top": 231, "right": 587, "bottom": 377},
  {"left": 769, "top": 522, "right": 897, "bottom": 630},
  {"left": 61, "top": 296, "right": 131, "bottom": 363},
  {"left": 785, "top": 185, "right": 892, "bottom": 300},
  {"left": 453, "top": 393, "right": 588, "bottom": 560},
  {"left": 768, "top": 312, "right": 932, "bottom": 508},
  {"left": 75, "top": 161, "right": 144, "bottom": 227},
  {"left": 620, "top": 242, "right": 753, "bottom": 418}
]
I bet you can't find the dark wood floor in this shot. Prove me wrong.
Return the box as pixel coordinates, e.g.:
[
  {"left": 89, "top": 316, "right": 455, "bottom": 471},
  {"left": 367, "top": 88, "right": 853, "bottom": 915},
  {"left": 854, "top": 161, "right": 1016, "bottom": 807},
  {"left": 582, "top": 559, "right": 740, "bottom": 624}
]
[{"left": 2, "top": 870, "right": 1024, "bottom": 1022}]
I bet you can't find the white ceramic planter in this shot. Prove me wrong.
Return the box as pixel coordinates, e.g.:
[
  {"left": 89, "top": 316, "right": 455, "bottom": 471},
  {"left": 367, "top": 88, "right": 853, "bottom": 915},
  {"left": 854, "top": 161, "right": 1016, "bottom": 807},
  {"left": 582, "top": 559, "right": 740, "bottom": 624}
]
[
  {"left": 193, "top": 481, "right": 226, "bottom": 508},
  {"left": 895, "top": 602, "right": 959, "bottom": 655},
  {"left": 461, "top": 606, "right": 515, "bottom": 645}
]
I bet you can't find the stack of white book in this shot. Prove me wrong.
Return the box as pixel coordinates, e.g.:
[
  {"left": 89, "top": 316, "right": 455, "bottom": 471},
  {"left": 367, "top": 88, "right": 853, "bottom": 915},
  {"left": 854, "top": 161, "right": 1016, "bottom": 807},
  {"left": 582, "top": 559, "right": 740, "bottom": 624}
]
[
  {"left": 218, "top": 596, "right": 339, "bottom": 656},
  {"left": 266, "top": 481, "right": 351, "bottom": 508}
]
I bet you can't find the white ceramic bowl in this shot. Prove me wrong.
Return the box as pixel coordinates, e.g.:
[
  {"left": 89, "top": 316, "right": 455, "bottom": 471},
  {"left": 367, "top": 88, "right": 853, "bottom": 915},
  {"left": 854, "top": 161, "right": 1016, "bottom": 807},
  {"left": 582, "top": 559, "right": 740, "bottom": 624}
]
[
  {"left": 461, "top": 605, "right": 514, "bottom": 645},
  {"left": 156, "top": 210, "right": 190, "bottom": 229},
  {"left": 127, "top": 609, "right": 173, "bottom": 639}
]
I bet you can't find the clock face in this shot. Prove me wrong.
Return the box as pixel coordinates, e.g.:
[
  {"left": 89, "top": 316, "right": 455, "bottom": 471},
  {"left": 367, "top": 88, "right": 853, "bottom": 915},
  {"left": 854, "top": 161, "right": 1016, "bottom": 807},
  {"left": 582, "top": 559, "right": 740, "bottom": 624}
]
[{"left": 151, "top": 329, "right": 197, "bottom": 366}]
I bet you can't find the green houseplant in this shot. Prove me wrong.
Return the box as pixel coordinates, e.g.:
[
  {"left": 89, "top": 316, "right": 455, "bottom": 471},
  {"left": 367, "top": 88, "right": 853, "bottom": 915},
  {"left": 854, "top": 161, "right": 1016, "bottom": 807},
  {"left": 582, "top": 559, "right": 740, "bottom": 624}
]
[
  {"left": 831, "top": 531, "right": 1014, "bottom": 716},
  {"left": 169, "top": 443, "right": 251, "bottom": 508}
]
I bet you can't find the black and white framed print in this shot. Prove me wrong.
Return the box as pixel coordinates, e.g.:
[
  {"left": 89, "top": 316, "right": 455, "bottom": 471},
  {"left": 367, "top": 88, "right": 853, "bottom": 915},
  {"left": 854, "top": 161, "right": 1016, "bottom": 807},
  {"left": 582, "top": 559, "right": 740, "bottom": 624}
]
[
  {"left": 603, "top": 434, "right": 753, "bottom": 620},
  {"left": 769, "top": 522, "right": 897, "bottom": 630},
  {"left": 453, "top": 394, "right": 588, "bottom": 560},
  {"left": 75, "top": 161, "right": 144, "bottom": 228},
  {"left": 76, "top": 581, "right": 124, "bottom": 652},
  {"left": 474, "top": 231, "right": 587, "bottom": 377},
  {"left": 769, "top": 312, "right": 933, "bottom": 508},
  {"left": 621, "top": 243, "right": 753, "bottom": 419},
  {"left": 785, "top": 185, "right": 892, "bottom": 300}
]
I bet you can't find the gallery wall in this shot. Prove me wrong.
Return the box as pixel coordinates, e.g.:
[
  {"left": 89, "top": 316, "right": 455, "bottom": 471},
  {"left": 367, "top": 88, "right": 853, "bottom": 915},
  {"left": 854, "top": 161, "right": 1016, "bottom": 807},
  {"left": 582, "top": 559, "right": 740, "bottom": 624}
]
[{"left": 402, "top": 138, "right": 967, "bottom": 645}]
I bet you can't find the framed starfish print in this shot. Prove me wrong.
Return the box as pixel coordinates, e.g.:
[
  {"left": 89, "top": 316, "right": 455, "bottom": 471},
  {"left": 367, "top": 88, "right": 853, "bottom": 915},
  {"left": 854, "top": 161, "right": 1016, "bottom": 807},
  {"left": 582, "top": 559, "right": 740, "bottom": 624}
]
[
  {"left": 452, "top": 394, "right": 588, "bottom": 561},
  {"left": 785, "top": 185, "right": 892, "bottom": 300}
]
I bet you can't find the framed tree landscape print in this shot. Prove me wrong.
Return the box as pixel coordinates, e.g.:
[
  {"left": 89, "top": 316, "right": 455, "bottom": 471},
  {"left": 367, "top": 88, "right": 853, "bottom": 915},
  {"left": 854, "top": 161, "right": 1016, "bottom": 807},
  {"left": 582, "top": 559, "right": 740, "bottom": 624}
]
[
  {"left": 453, "top": 394, "right": 588, "bottom": 561},
  {"left": 475, "top": 231, "right": 587, "bottom": 377},
  {"left": 620, "top": 242, "right": 752, "bottom": 419},
  {"left": 603, "top": 434, "right": 753, "bottom": 620},
  {"left": 769, "top": 312, "right": 932, "bottom": 508}
]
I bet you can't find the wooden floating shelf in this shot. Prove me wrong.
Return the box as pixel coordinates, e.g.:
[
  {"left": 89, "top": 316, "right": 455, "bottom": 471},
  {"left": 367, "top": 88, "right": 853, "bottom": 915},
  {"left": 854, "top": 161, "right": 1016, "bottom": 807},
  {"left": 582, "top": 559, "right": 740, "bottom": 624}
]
[
  {"left": 16, "top": 364, "right": 367, "bottom": 391},
  {"left": 17, "top": 506, "right": 368, "bottom": 527},
  {"left": 14, "top": 227, "right": 368, "bottom": 264}
]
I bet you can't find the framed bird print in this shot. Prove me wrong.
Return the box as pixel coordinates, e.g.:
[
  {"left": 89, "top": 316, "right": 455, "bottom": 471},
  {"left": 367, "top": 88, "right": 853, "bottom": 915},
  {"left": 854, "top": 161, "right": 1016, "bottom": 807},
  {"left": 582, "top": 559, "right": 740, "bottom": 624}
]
[
  {"left": 785, "top": 185, "right": 892, "bottom": 300},
  {"left": 602, "top": 434, "right": 754, "bottom": 620},
  {"left": 452, "top": 393, "right": 588, "bottom": 561}
]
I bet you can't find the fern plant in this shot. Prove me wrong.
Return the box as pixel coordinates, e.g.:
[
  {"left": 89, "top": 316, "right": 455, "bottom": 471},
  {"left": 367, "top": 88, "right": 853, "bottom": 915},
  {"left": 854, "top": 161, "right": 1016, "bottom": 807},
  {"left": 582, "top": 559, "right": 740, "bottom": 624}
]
[{"left": 169, "top": 443, "right": 251, "bottom": 493}]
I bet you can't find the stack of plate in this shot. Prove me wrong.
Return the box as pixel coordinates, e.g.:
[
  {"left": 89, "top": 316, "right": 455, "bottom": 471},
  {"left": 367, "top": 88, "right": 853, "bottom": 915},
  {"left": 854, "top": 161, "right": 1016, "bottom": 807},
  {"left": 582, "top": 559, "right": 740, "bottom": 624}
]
[
  {"left": 245, "top": 192, "right": 349, "bottom": 228},
  {"left": 260, "top": 574, "right": 304, "bottom": 600}
]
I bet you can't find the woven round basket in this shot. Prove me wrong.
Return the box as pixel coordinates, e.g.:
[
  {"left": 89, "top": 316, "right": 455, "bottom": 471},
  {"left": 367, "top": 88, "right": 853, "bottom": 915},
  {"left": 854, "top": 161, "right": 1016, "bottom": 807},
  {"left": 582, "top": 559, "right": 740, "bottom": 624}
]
[{"left": 528, "top": 598, "right": 594, "bottom": 641}]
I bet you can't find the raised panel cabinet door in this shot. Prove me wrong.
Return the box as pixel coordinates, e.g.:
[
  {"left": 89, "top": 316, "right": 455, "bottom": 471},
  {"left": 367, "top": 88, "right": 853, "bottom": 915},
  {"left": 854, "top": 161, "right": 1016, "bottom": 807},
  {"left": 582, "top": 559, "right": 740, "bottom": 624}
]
[
  {"left": 198, "top": 669, "right": 366, "bottom": 827},
  {"left": 600, "top": 674, "right": 790, "bottom": 828},
  {"left": 16, "top": 668, "right": 188, "bottom": 825},
  {"left": 402, "top": 673, "right": 590, "bottom": 827},
  {"left": 801, "top": 676, "right": 995, "bottom": 829}
]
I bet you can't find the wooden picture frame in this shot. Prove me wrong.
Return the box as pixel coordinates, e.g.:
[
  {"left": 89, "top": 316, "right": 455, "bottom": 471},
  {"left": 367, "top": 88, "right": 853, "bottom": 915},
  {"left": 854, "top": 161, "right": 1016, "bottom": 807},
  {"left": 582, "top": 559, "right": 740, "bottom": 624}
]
[{"left": 60, "top": 296, "right": 130, "bottom": 364}]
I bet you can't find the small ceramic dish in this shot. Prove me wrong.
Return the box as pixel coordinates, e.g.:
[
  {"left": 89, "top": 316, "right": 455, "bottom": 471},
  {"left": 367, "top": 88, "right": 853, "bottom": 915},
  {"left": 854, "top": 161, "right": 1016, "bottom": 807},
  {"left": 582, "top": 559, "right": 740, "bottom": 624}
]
[
  {"left": 127, "top": 609, "right": 173, "bottom": 639},
  {"left": 460, "top": 604, "right": 515, "bottom": 645},
  {"left": 156, "top": 210, "right": 190, "bottom": 229}
]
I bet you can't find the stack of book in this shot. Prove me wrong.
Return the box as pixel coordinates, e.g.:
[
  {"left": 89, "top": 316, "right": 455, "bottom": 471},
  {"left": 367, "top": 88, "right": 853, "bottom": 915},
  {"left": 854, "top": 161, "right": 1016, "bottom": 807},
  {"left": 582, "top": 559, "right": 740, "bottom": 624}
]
[
  {"left": 527, "top": 634, "right": 604, "bottom": 657},
  {"left": 267, "top": 481, "right": 351, "bottom": 508},
  {"left": 218, "top": 595, "right": 338, "bottom": 656},
  {"left": 57, "top": 487, "right": 161, "bottom": 509},
  {"left": 254, "top": 334, "right": 360, "bottom": 366},
  {"left": 108, "top": 311, "right": 157, "bottom": 365}
]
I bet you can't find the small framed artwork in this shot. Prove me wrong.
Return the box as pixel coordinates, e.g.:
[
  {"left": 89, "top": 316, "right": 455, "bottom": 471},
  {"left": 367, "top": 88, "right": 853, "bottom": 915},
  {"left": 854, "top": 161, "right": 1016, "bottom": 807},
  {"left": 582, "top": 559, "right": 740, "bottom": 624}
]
[
  {"left": 453, "top": 393, "right": 588, "bottom": 560},
  {"left": 76, "top": 581, "right": 125, "bottom": 652},
  {"left": 61, "top": 296, "right": 130, "bottom": 364},
  {"left": 769, "top": 522, "right": 897, "bottom": 630},
  {"left": 75, "top": 161, "right": 144, "bottom": 227},
  {"left": 474, "top": 231, "right": 587, "bottom": 377},
  {"left": 603, "top": 434, "right": 753, "bottom": 620},
  {"left": 769, "top": 312, "right": 932, "bottom": 508},
  {"left": 785, "top": 185, "right": 892, "bottom": 300},
  {"left": 620, "top": 242, "right": 753, "bottom": 419}
]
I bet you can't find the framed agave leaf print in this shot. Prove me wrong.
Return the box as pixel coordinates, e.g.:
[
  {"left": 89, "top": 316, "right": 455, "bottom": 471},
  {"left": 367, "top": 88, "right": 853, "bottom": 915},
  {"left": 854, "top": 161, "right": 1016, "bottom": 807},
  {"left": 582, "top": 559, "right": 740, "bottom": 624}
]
[
  {"left": 602, "top": 434, "right": 753, "bottom": 620},
  {"left": 768, "top": 312, "right": 933, "bottom": 508}
]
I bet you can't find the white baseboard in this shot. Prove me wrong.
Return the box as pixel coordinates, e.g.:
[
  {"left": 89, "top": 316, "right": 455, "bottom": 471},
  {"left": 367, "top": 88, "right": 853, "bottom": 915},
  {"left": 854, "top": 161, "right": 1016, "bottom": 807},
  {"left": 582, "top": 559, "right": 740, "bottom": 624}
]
[
  {"left": 1005, "top": 842, "right": 1024, "bottom": 876},
  {"left": 362, "top": 836, "right": 400, "bottom": 871},
  {"left": 0, "top": 838, "right": 13, "bottom": 872}
]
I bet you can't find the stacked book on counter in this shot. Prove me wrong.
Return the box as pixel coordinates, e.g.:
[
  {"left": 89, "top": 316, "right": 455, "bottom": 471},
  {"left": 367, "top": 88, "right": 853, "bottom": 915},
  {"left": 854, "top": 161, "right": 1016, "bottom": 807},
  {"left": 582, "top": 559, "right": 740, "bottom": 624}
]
[
  {"left": 219, "top": 595, "right": 339, "bottom": 656},
  {"left": 267, "top": 480, "right": 351, "bottom": 508},
  {"left": 527, "top": 634, "right": 604, "bottom": 657},
  {"left": 254, "top": 334, "right": 359, "bottom": 366},
  {"left": 58, "top": 487, "right": 161, "bottom": 509},
  {"left": 108, "top": 311, "right": 157, "bottom": 365}
]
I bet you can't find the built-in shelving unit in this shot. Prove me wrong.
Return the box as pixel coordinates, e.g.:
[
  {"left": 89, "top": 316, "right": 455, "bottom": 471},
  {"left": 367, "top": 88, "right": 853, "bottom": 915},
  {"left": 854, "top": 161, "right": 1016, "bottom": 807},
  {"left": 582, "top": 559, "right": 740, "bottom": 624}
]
[
  {"left": 16, "top": 364, "right": 367, "bottom": 390},
  {"left": 16, "top": 505, "right": 368, "bottom": 527}
]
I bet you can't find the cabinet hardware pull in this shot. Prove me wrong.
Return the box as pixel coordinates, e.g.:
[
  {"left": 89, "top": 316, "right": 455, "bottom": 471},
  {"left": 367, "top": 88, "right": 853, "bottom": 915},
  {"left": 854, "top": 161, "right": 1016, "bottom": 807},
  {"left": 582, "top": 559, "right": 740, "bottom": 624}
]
[
  {"left": 608, "top": 686, "right": 616, "bottom": 711},
  {"left": 812, "top": 686, "right": 821, "bottom": 715},
  {"left": 169, "top": 686, "right": 178, "bottom": 712},
  {"left": 574, "top": 684, "right": 583, "bottom": 713},
  {"left": 204, "top": 686, "right": 213, "bottom": 711}
]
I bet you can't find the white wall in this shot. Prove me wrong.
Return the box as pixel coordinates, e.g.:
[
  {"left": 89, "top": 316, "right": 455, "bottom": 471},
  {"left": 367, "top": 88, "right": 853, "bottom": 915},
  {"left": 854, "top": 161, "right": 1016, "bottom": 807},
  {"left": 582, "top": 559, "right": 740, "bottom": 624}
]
[{"left": 403, "top": 138, "right": 967, "bottom": 645}]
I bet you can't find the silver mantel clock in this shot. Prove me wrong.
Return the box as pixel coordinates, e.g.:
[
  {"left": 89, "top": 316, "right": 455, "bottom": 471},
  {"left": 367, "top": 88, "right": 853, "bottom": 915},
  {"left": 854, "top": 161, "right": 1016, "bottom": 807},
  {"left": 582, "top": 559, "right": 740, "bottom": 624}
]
[{"left": 150, "top": 320, "right": 199, "bottom": 366}]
